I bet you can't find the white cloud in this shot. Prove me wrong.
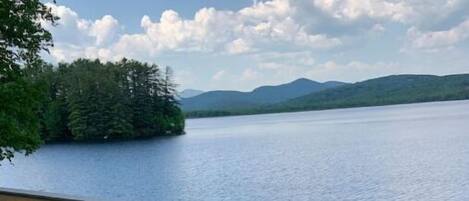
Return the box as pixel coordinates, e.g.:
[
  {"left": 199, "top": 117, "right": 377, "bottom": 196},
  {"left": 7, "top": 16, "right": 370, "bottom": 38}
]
[
  {"left": 310, "top": 0, "right": 469, "bottom": 26},
  {"left": 89, "top": 15, "right": 120, "bottom": 46},
  {"left": 225, "top": 38, "right": 252, "bottom": 54},
  {"left": 254, "top": 51, "right": 316, "bottom": 68},
  {"left": 371, "top": 24, "right": 385, "bottom": 32},
  {"left": 49, "top": 44, "right": 85, "bottom": 62},
  {"left": 313, "top": 0, "right": 414, "bottom": 23},
  {"left": 239, "top": 0, "right": 292, "bottom": 20},
  {"left": 43, "top": 3, "right": 92, "bottom": 44},
  {"left": 44, "top": 0, "right": 469, "bottom": 63},
  {"left": 212, "top": 70, "right": 226, "bottom": 81},
  {"left": 129, "top": 1, "right": 341, "bottom": 54},
  {"left": 241, "top": 68, "right": 261, "bottom": 81},
  {"left": 406, "top": 19, "right": 469, "bottom": 51},
  {"left": 137, "top": 8, "right": 233, "bottom": 52},
  {"left": 44, "top": 3, "right": 123, "bottom": 62},
  {"left": 239, "top": 16, "right": 342, "bottom": 49},
  {"left": 44, "top": 1, "right": 343, "bottom": 63}
]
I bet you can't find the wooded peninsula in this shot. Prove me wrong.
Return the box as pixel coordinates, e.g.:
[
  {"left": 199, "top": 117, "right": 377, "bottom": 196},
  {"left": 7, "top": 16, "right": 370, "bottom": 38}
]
[{"left": 30, "top": 59, "right": 185, "bottom": 142}]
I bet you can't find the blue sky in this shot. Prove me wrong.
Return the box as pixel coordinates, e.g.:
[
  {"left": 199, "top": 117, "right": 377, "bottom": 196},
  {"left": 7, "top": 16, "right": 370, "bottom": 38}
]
[{"left": 42, "top": 0, "right": 469, "bottom": 91}]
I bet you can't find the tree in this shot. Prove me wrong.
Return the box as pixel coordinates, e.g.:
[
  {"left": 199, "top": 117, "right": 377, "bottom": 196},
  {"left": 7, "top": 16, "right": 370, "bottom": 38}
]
[
  {"left": 0, "top": 0, "right": 58, "bottom": 162},
  {"left": 36, "top": 59, "right": 185, "bottom": 141},
  {"left": 156, "top": 66, "right": 184, "bottom": 134},
  {"left": 126, "top": 60, "right": 160, "bottom": 137},
  {"left": 162, "top": 66, "right": 177, "bottom": 106}
]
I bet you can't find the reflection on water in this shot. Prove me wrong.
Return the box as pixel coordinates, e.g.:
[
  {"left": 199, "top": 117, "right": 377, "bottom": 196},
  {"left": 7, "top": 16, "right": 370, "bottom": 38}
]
[{"left": 2, "top": 100, "right": 469, "bottom": 201}]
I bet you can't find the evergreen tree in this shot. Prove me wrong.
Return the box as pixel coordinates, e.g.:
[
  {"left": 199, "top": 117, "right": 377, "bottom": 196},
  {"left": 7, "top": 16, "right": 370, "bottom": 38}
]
[{"left": 30, "top": 59, "right": 185, "bottom": 141}]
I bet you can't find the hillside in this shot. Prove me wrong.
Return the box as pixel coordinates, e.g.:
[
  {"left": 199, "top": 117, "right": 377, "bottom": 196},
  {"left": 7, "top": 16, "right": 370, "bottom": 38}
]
[
  {"left": 281, "top": 74, "right": 469, "bottom": 111},
  {"left": 185, "top": 74, "right": 469, "bottom": 118},
  {"left": 180, "top": 78, "right": 346, "bottom": 111},
  {"left": 178, "top": 89, "right": 204, "bottom": 99}
]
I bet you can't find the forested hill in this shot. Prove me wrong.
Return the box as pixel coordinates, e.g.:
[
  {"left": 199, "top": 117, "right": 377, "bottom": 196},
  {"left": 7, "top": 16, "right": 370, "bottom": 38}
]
[
  {"left": 178, "top": 89, "right": 204, "bottom": 99},
  {"left": 29, "top": 59, "right": 185, "bottom": 142},
  {"left": 277, "top": 74, "right": 469, "bottom": 110},
  {"left": 181, "top": 78, "right": 346, "bottom": 111},
  {"left": 185, "top": 74, "right": 469, "bottom": 118}
]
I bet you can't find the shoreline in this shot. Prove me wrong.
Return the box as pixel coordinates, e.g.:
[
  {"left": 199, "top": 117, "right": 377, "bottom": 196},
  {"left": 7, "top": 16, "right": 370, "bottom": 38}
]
[{"left": 185, "top": 98, "right": 469, "bottom": 120}]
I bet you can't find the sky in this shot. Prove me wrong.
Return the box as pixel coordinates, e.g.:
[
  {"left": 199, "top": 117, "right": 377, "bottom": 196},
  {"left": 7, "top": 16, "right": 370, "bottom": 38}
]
[{"left": 42, "top": 0, "right": 469, "bottom": 91}]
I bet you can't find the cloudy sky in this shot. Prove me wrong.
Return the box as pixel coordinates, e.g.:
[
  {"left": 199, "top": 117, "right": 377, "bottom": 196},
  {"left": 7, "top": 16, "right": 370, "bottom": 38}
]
[{"left": 42, "top": 0, "right": 469, "bottom": 91}]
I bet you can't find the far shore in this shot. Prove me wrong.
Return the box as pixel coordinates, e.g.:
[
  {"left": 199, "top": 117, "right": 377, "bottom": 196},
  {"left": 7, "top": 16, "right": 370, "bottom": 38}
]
[{"left": 185, "top": 99, "right": 469, "bottom": 119}]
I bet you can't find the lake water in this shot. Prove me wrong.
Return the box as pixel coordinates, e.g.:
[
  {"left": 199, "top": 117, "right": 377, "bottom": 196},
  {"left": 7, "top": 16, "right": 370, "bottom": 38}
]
[{"left": 2, "top": 100, "right": 469, "bottom": 201}]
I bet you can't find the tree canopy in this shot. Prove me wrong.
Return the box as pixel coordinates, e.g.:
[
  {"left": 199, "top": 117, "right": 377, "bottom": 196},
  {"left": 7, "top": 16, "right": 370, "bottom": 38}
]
[
  {"left": 0, "top": 0, "right": 58, "bottom": 162},
  {"left": 33, "top": 59, "right": 184, "bottom": 142}
]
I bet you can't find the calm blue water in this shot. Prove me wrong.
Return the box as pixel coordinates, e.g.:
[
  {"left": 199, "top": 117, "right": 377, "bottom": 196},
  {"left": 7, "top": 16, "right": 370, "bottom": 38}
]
[{"left": 2, "top": 100, "right": 469, "bottom": 201}]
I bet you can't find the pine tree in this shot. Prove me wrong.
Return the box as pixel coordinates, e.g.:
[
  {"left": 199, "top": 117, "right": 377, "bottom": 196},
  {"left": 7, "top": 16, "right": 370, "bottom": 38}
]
[{"left": 26, "top": 59, "right": 185, "bottom": 142}]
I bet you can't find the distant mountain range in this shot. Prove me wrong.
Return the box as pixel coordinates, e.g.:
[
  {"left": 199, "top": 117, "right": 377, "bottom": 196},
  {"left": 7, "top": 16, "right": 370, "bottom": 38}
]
[
  {"left": 178, "top": 89, "right": 204, "bottom": 99},
  {"left": 180, "top": 78, "right": 346, "bottom": 111},
  {"left": 182, "top": 74, "right": 469, "bottom": 118}
]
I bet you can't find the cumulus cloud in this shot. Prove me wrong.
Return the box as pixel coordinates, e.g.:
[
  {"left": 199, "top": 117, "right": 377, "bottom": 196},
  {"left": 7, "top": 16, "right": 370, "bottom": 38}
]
[
  {"left": 45, "top": 3, "right": 120, "bottom": 46},
  {"left": 43, "top": 3, "right": 92, "bottom": 44},
  {"left": 225, "top": 38, "right": 252, "bottom": 54},
  {"left": 126, "top": 1, "right": 341, "bottom": 54},
  {"left": 44, "top": 0, "right": 469, "bottom": 63},
  {"left": 312, "top": 0, "right": 414, "bottom": 23},
  {"left": 44, "top": 3, "right": 122, "bottom": 61},
  {"left": 310, "top": 0, "right": 469, "bottom": 26},
  {"left": 239, "top": 0, "right": 292, "bottom": 20},
  {"left": 44, "top": 0, "right": 344, "bottom": 63},
  {"left": 406, "top": 19, "right": 469, "bottom": 51},
  {"left": 89, "top": 15, "right": 120, "bottom": 46},
  {"left": 136, "top": 8, "right": 237, "bottom": 52}
]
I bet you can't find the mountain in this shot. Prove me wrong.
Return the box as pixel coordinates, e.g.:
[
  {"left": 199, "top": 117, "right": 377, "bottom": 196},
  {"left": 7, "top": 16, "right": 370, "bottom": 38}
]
[
  {"left": 178, "top": 89, "right": 204, "bottom": 99},
  {"left": 185, "top": 74, "right": 469, "bottom": 118},
  {"left": 248, "top": 78, "right": 345, "bottom": 103},
  {"left": 279, "top": 74, "right": 469, "bottom": 111},
  {"left": 180, "top": 78, "right": 346, "bottom": 111}
]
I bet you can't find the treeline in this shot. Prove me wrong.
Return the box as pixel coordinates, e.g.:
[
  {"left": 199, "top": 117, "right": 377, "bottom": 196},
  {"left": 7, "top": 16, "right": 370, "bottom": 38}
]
[
  {"left": 185, "top": 110, "right": 236, "bottom": 118},
  {"left": 28, "top": 59, "right": 184, "bottom": 142}
]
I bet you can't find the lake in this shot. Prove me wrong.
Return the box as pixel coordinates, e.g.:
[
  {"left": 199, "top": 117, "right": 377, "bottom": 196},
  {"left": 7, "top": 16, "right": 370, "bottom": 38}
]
[{"left": 2, "top": 100, "right": 469, "bottom": 201}]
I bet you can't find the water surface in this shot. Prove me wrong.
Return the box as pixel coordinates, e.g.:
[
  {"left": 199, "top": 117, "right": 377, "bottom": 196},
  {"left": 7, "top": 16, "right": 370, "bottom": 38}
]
[{"left": 2, "top": 100, "right": 469, "bottom": 200}]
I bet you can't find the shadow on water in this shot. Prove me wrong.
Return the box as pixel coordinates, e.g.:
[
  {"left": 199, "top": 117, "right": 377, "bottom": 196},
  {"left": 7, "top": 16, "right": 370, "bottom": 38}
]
[
  {"left": 1, "top": 134, "right": 188, "bottom": 200},
  {"left": 44, "top": 132, "right": 185, "bottom": 145}
]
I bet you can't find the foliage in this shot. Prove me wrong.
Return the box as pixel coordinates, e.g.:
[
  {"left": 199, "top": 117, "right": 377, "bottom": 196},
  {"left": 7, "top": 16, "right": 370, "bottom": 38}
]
[
  {"left": 32, "top": 59, "right": 185, "bottom": 142},
  {"left": 185, "top": 110, "right": 236, "bottom": 118},
  {"left": 0, "top": 0, "right": 58, "bottom": 162},
  {"left": 282, "top": 74, "right": 469, "bottom": 111}
]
